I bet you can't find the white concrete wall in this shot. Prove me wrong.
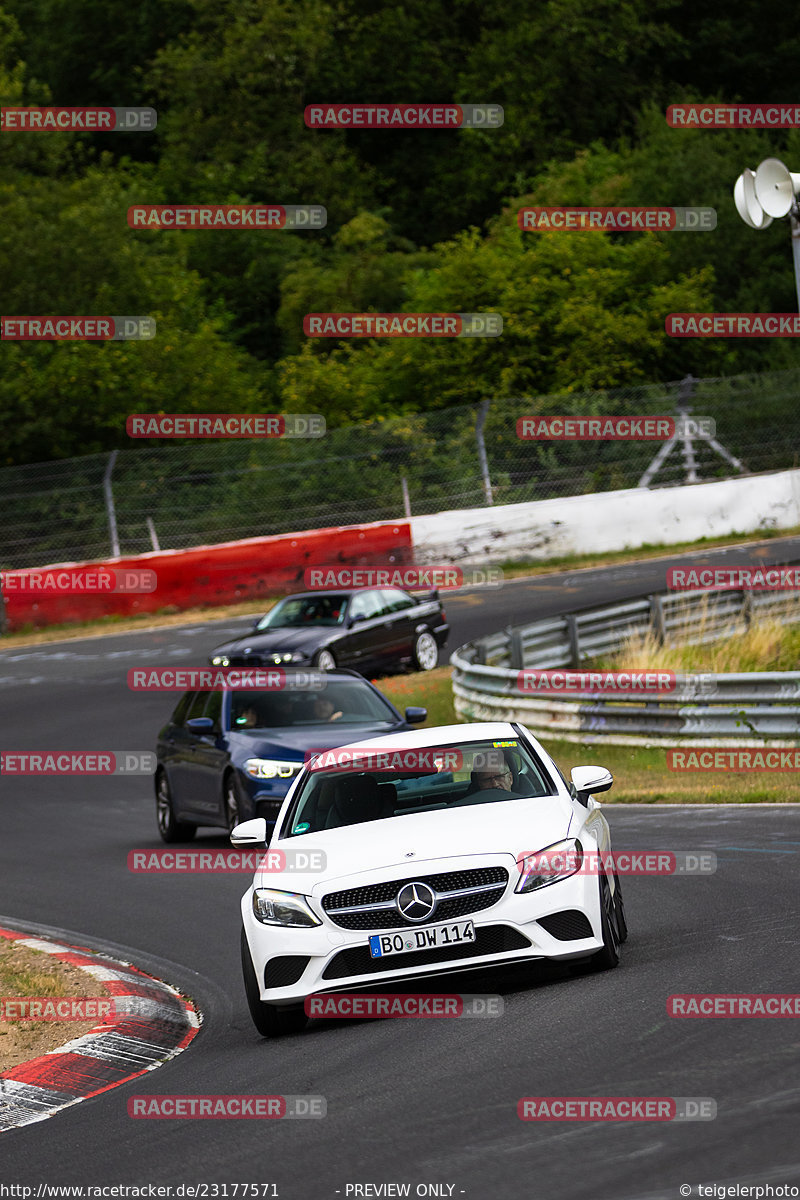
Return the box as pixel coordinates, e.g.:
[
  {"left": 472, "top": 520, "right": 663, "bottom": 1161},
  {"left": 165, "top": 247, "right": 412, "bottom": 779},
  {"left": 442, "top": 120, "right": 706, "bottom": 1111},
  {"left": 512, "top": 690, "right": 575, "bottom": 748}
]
[{"left": 410, "top": 469, "right": 800, "bottom": 564}]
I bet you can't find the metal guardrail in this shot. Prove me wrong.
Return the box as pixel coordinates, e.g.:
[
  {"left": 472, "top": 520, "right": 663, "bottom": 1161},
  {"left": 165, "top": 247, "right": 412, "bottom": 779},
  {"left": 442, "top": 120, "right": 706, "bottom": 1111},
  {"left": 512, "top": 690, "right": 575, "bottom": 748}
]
[{"left": 451, "top": 588, "right": 800, "bottom": 745}]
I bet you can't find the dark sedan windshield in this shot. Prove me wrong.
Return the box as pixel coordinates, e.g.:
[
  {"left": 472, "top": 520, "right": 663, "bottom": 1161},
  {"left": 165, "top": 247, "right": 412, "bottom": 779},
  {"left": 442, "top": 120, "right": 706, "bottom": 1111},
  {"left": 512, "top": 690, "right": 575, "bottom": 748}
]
[
  {"left": 230, "top": 679, "right": 398, "bottom": 730},
  {"left": 256, "top": 596, "right": 347, "bottom": 629},
  {"left": 284, "top": 739, "right": 556, "bottom": 834}
]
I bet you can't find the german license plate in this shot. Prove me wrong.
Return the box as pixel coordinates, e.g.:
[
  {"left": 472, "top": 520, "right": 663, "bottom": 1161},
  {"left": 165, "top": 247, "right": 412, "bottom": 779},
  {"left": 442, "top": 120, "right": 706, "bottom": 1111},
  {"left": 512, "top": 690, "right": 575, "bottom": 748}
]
[{"left": 368, "top": 921, "right": 476, "bottom": 959}]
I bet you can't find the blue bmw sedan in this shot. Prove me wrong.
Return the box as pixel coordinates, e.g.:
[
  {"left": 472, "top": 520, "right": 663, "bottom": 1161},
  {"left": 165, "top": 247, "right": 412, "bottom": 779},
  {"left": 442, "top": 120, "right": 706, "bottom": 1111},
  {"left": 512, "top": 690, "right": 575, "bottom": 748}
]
[{"left": 154, "top": 670, "right": 427, "bottom": 842}]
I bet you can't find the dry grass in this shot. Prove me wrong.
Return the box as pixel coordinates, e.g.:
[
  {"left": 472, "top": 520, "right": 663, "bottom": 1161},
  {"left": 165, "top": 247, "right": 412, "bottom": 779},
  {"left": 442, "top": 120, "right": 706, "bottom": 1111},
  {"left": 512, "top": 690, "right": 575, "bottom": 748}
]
[
  {"left": 0, "top": 938, "right": 109, "bottom": 1072},
  {"left": 605, "top": 594, "right": 800, "bottom": 674}
]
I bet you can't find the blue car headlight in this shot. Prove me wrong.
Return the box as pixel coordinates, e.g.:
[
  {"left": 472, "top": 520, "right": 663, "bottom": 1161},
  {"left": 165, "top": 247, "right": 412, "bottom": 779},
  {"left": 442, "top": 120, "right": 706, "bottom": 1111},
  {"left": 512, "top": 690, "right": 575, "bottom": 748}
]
[{"left": 244, "top": 758, "right": 301, "bottom": 780}]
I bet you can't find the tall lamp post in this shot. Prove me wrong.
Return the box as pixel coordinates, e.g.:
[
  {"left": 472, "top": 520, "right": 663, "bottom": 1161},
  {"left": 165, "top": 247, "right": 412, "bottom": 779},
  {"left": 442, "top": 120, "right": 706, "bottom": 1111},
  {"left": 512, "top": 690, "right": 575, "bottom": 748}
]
[{"left": 734, "top": 158, "right": 800, "bottom": 312}]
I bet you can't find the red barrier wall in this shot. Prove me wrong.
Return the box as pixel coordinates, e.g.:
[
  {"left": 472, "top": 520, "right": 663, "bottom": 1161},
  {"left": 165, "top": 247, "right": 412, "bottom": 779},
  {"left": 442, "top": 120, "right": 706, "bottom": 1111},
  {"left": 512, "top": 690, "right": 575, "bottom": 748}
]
[{"left": 1, "top": 521, "right": 412, "bottom": 631}]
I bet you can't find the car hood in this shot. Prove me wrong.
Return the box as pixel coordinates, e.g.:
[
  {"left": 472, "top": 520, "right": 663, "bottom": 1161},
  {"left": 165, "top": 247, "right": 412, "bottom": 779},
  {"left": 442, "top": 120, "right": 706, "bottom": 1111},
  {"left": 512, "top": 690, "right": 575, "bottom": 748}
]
[
  {"left": 230, "top": 724, "right": 402, "bottom": 761},
  {"left": 213, "top": 627, "right": 333, "bottom": 656},
  {"left": 260, "top": 794, "right": 572, "bottom": 894}
]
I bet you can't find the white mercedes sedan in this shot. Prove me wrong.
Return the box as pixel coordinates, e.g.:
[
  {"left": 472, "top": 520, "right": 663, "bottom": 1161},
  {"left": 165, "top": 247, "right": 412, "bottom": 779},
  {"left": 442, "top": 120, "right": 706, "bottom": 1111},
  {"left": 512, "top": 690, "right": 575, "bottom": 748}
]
[{"left": 232, "top": 721, "right": 627, "bottom": 1036}]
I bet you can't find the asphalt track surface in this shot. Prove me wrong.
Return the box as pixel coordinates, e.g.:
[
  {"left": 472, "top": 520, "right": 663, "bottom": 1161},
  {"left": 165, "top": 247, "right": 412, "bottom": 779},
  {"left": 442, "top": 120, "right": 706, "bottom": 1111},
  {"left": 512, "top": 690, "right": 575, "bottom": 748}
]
[{"left": 2, "top": 535, "right": 800, "bottom": 1199}]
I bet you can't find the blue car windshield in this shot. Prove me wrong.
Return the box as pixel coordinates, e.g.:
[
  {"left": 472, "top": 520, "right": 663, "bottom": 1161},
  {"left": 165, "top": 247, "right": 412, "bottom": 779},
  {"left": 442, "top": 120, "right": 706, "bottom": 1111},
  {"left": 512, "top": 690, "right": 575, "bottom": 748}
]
[
  {"left": 255, "top": 596, "right": 348, "bottom": 629},
  {"left": 230, "top": 680, "right": 398, "bottom": 730},
  {"left": 283, "top": 739, "right": 557, "bottom": 835}
]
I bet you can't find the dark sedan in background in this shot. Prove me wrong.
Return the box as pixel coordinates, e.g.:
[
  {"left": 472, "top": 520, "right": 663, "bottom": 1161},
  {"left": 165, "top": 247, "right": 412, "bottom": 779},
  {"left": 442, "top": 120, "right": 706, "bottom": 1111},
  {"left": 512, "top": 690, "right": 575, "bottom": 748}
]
[
  {"left": 154, "top": 669, "right": 427, "bottom": 842},
  {"left": 209, "top": 587, "right": 449, "bottom": 676}
]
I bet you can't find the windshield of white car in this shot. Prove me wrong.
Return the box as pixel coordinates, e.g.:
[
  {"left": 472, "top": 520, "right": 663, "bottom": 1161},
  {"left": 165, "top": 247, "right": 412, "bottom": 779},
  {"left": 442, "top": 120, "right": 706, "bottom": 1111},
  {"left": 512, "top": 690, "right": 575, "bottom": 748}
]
[
  {"left": 255, "top": 596, "right": 347, "bottom": 629},
  {"left": 283, "top": 739, "right": 557, "bottom": 835},
  {"left": 230, "top": 681, "right": 398, "bottom": 730}
]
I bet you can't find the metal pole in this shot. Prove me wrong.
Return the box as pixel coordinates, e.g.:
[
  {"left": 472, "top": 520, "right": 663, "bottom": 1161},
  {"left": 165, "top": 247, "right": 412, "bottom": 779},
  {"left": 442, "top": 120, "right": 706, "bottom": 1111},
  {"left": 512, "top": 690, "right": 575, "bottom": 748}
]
[
  {"left": 791, "top": 212, "right": 800, "bottom": 313},
  {"left": 400, "top": 476, "right": 412, "bottom": 519},
  {"left": 146, "top": 516, "right": 160, "bottom": 551},
  {"left": 475, "top": 398, "right": 493, "bottom": 506},
  {"left": 103, "top": 450, "right": 121, "bottom": 558}
]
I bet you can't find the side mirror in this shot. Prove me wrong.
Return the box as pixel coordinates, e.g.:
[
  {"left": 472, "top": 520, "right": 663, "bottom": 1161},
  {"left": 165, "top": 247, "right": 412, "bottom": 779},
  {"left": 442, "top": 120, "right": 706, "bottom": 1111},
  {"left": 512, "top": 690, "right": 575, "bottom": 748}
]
[
  {"left": 404, "top": 707, "right": 428, "bottom": 725},
  {"left": 570, "top": 765, "right": 613, "bottom": 806},
  {"left": 186, "top": 717, "right": 214, "bottom": 732},
  {"left": 230, "top": 817, "right": 268, "bottom": 846},
  {"left": 348, "top": 614, "right": 366, "bottom": 627}
]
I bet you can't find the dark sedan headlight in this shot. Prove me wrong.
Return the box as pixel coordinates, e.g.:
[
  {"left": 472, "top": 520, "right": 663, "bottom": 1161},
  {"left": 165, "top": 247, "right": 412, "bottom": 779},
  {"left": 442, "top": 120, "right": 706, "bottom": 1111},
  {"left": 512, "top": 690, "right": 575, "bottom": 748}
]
[
  {"left": 516, "top": 839, "right": 583, "bottom": 893},
  {"left": 211, "top": 654, "right": 230, "bottom": 666},
  {"left": 268, "top": 652, "right": 308, "bottom": 664},
  {"left": 244, "top": 758, "right": 301, "bottom": 780},
  {"left": 252, "top": 889, "right": 321, "bottom": 927}
]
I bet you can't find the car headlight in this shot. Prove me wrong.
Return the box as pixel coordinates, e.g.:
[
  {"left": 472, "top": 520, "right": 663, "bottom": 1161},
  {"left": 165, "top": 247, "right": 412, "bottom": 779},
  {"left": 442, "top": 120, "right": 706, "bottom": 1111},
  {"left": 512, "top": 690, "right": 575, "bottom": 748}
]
[
  {"left": 269, "top": 652, "right": 307, "bottom": 664},
  {"left": 244, "top": 758, "right": 300, "bottom": 780},
  {"left": 515, "top": 839, "right": 583, "bottom": 893},
  {"left": 252, "top": 889, "right": 321, "bottom": 927},
  {"left": 211, "top": 654, "right": 230, "bottom": 666}
]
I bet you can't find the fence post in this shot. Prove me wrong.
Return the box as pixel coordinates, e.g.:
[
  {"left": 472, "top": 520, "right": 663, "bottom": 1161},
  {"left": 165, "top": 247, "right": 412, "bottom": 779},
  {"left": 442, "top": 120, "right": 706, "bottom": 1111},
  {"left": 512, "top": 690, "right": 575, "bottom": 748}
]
[
  {"left": 146, "top": 517, "right": 161, "bottom": 552},
  {"left": 742, "top": 589, "right": 754, "bottom": 627},
  {"left": 400, "top": 476, "right": 412, "bottom": 519},
  {"left": 103, "top": 450, "right": 121, "bottom": 558},
  {"left": 565, "top": 614, "right": 580, "bottom": 667},
  {"left": 507, "top": 626, "right": 523, "bottom": 669},
  {"left": 649, "top": 593, "right": 666, "bottom": 643},
  {"left": 475, "top": 398, "right": 493, "bottom": 505}
]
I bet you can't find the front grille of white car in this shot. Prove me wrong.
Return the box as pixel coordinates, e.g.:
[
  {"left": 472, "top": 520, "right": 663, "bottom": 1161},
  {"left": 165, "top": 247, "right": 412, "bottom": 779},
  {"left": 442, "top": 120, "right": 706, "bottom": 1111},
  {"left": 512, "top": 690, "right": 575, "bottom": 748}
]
[{"left": 322, "top": 866, "right": 509, "bottom": 930}]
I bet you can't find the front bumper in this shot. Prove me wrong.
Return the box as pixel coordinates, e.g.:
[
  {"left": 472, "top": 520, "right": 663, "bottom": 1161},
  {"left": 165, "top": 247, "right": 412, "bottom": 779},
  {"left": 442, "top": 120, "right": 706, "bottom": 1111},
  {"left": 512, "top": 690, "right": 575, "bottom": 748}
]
[{"left": 241, "top": 858, "right": 604, "bottom": 1007}]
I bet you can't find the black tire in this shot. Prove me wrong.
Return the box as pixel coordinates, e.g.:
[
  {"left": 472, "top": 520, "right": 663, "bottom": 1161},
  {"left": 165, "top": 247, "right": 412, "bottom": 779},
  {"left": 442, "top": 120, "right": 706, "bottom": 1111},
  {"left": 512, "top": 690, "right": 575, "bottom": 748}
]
[
  {"left": 413, "top": 630, "right": 439, "bottom": 671},
  {"left": 613, "top": 870, "right": 628, "bottom": 943},
  {"left": 240, "top": 928, "right": 308, "bottom": 1037},
  {"left": 155, "top": 770, "right": 197, "bottom": 843},
  {"left": 223, "top": 772, "right": 252, "bottom": 834},
  {"left": 315, "top": 649, "right": 336, "bottom": 671},
  {"left": 570, "top": 871, "right": 621, "bottom": 974}
]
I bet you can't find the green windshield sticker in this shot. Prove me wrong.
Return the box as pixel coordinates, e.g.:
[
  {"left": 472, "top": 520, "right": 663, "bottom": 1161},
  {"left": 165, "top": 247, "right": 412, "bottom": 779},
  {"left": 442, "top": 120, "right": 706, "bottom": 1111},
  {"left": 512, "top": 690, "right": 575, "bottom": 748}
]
[{"left": 293, "top": 822, "right": 311, "bottom": 834}]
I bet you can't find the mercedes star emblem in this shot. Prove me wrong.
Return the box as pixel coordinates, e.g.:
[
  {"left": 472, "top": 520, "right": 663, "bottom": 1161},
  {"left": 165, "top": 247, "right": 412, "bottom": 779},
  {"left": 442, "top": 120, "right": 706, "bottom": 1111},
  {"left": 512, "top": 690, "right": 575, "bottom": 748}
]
[{"left": 396, "top": 882, "right": 437, "bottom": 923}]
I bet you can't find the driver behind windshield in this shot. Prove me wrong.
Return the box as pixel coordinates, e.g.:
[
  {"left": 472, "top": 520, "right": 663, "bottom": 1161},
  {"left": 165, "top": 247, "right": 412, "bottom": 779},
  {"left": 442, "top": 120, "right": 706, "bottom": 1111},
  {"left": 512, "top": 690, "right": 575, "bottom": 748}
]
[{"left": 468, "top": 749, "right": 515, "bottom": 793}]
